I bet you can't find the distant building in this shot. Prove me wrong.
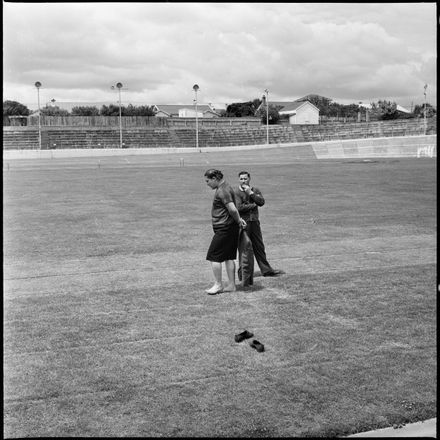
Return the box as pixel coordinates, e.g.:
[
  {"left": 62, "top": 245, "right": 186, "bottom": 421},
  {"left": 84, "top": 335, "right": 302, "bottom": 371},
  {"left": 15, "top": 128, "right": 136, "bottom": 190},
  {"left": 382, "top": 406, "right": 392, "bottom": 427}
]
[
  {"left": 278, "top": 101, "right": 320, "bottom": 124},
  {"left": 257, "top": 99, "right": 320, "bottom": 125},
  {"left": 153, "top": 104, "right": 220, "bottom": 118},
  {"left": 396, "top": 104, "right": 411, "bottom": 114}
]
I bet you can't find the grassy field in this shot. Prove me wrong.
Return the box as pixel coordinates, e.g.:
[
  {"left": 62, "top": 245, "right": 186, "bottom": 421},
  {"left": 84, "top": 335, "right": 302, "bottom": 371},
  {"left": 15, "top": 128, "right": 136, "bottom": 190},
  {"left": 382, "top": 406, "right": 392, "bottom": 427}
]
[{"left": 3, "top": 149, "right": 437, "bottom": 437}]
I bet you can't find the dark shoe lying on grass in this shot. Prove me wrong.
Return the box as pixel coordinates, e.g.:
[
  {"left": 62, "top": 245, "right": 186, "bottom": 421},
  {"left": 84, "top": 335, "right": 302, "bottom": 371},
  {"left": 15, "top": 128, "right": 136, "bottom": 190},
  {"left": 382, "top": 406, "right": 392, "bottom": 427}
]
[
  {"left": 250, "top": 340, "right": 265, "bottom": 352},
  {"left": 234, "top": 330, "right": 254, "bottom": 343}
]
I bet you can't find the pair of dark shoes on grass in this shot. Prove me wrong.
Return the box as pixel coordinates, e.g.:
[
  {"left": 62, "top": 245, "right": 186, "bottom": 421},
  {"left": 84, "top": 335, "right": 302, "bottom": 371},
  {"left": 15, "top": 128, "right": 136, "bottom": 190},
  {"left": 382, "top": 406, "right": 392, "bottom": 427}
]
[{"left": 234, "top": 330, "right": 264, "bottom": 352}]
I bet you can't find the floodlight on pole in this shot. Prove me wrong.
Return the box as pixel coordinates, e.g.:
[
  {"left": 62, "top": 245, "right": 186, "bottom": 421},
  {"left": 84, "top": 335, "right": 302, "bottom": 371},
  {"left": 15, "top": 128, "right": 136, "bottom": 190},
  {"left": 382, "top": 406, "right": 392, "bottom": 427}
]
[
  {"left": 35, "top": 82, "right": 42, "bottom": 149},
  {"left": 423, "top": 84, "right": 428, "bottom": 135},
  {"left": 116, "top": 82, "right": 123, "bottom": 148},
  {"left": 264, "top": 89, "right": 269, "bottom": 145},
  {"left": 193, "top": 84, "right": 199, "bottom": 150},
  {"left": 112, "top": 82, "right": 123, "bottom": 148}
]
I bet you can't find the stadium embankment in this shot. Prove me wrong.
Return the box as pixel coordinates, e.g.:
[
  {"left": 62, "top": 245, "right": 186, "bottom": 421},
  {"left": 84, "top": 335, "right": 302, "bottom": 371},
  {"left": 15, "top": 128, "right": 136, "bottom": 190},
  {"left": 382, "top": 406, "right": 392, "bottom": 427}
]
[
  {"left": 310, "top": 135, "right": 436, "bottom": 159},
  {"left": 3, "top": 135, "right": 436, "bottom": 160}
]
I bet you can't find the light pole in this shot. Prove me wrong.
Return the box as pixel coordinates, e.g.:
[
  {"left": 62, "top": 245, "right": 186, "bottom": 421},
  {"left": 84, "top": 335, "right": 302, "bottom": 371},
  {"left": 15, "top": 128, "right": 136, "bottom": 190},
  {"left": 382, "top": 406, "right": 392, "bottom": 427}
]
[
  {"left": 423, "top": 84, "right": 428, "bottom": 135},
  {"left": 35, "top": 82, "right": 42, "bottom": 149},
  {"left": 193, "top": 84, "right": 199, "bottom": 149},
  {"left": 262, "top": 89, "right": 269, "bottom": 144},
  {"left": 116, "top": 82, "right": 123, "bottom": 148},
  {"left": 112, "top": 82, "right": 123, "bottom": 148}
]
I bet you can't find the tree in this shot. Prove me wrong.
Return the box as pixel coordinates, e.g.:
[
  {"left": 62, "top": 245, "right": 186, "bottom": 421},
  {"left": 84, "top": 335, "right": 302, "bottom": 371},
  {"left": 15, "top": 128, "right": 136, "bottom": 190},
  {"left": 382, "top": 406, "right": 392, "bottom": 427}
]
[
  {"left": 100, "top": 104, "right": 155, "bottom": 116},
  {"left": 100, "top": 104, "right": 122, "bottom": 116},
  {"left": 3, "top": 100, "right": 30, "bottom": 116},
  {"left": 40, "top": 105, "right": 70, "bottom": 116},
  {"left": 71, "top": 106, "right": 100, "bottom": 116},
  {"left": 251, "top": 98, "right": 262, "bottom": 112},
  {"left": 298, "top": 95, "right": 332, "bottom": 116},
  {"left": 413, "top": 103, "right": 436, "bottom": 119},
  {"left": 123, "top": 104, "right": 155, "bottom": 116},
  {"left": 255, "top": 104, "right": 280, "bottom": 125},
  {"left": 339, "top": 103, "right": 359, "bottom": 119},
  {"left": 226, "top": 101, "right": 257, "bottom": 117},
  {"left": 371, "top": 100, "right": 400, "bottom": 120}
]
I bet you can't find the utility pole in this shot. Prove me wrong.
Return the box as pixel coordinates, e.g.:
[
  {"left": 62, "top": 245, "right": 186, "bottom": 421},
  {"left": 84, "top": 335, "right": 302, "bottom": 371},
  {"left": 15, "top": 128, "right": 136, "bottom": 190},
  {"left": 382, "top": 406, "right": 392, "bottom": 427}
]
[
  {"left": 193, "top": 84, "right": 199, "bottom": 149},
  {"left": 117, "top": 82, "right": 123, "bottom": 148},
  {"left": 111, "top": 82, "right": 124, "bottom": 148},
  {"left": 423, "top": 84, "right": 428, "bottom": 135},
  {"left": 263, "top": 89, "right": 269, "bottom": 144},
  {"left": 35, "top": 82, "right": 42, "bottom": 149}
]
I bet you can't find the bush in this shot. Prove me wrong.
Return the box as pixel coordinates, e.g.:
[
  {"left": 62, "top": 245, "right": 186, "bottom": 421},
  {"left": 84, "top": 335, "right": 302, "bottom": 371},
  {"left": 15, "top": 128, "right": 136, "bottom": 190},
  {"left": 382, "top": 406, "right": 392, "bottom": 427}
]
[{"left": 3, "top": 100, "right": 30, "bottom": 116}]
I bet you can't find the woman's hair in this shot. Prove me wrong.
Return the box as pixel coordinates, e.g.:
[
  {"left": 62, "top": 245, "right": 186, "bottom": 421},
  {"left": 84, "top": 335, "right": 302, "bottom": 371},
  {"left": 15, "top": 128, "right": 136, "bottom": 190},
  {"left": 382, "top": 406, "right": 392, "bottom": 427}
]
[{"left": 204, "top": 169, "right": 223, "bottom": 180}]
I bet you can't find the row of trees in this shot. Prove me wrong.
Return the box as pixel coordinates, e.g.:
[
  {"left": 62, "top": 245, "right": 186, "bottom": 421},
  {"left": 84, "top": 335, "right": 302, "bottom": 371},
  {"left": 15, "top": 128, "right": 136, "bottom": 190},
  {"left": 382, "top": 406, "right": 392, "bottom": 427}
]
[
  {"left": 3, "top": 101, "right": 156, "bottom": 117},
  {"left": 4, "top": 97, "right": 436, "bottom": 123}
]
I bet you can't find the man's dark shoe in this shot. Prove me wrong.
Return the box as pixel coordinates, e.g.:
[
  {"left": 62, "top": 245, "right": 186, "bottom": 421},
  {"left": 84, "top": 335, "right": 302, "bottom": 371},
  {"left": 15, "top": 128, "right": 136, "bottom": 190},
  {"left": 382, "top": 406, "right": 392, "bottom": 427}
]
[
  {"left": 234, "top": 330, "right": 254, "bottom": 343},
  {"left": 250, "top": 340, "right": 265, "bottom": 352},
  {"left": 263, "top": 269, "right": 283, "bottom": 277}
]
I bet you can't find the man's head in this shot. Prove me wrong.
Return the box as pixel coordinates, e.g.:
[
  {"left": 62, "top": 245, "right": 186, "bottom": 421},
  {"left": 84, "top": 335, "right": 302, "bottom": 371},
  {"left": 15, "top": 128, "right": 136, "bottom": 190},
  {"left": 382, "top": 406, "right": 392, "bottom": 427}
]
[
  {"left": 204, "top": 169, "right": 223, "bottom": 189},
  {"left": 238, "top": 171, "right": 251, "bottom": 187}
]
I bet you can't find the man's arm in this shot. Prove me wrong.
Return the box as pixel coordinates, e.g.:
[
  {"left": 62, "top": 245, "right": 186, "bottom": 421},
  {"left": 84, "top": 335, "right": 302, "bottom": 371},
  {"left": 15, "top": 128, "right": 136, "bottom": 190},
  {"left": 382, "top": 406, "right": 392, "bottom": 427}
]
[
  {"left": 226, "top": 202, "right": 246, "bottom": 227},
  {"left": 234, "top": 188, "right": 257, "bottom": 213},
  {"left": 244, "top": 186, "right": 265, "bottom": 207},
  {"left": 237, "top": 200, "right": 257, "bottom": 214}
]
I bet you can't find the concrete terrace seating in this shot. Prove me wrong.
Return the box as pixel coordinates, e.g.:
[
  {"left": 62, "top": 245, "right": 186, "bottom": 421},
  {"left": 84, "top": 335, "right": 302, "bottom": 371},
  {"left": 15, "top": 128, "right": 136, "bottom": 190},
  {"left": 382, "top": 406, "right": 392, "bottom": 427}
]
[
  {"left": 3, "top": 118, "right": 436, "bottom": 151},
  {"left": 3, "top": 129, "right": 40, "bottom": 150}
]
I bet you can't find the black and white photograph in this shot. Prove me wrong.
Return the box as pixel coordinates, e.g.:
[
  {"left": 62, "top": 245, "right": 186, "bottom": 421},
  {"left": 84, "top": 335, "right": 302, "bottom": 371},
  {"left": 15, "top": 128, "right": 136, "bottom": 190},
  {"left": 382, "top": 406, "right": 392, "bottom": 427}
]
[{"left": 3, "top": 2, "right": 436, "bottom": 438}]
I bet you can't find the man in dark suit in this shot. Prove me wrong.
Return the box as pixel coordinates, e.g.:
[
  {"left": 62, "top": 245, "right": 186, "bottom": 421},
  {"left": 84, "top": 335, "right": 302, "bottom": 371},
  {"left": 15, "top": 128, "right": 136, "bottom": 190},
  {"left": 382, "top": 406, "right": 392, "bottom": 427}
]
[{"left": 234, "top": 171, "right": 282, "bottom": 280}]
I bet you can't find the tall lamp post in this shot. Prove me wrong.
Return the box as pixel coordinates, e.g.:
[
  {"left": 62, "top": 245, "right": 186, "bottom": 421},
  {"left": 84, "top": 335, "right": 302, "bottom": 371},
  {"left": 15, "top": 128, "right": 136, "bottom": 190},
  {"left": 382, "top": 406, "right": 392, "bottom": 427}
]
[
  {"left": 193, "top": 84, "right": 199, "bottom": 150},
  {"left": 262, "top": 89, "right": 269, "bottom": 145},
  {"left": 112, "top": 82, "right": 123, "bottom": 148},
  {"left": 423, "top": 84, "right": 428, "bottom": 135},
  {"left": 35, "top": 81, "right": 42, "bottom": 149}
]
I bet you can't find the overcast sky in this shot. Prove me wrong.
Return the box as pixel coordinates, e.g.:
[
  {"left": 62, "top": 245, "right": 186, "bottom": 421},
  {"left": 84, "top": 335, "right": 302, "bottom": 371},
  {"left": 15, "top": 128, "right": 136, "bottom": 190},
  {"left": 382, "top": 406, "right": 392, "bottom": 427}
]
[{"left": 3, "top": 2, "right": 437, "bottom": 110}]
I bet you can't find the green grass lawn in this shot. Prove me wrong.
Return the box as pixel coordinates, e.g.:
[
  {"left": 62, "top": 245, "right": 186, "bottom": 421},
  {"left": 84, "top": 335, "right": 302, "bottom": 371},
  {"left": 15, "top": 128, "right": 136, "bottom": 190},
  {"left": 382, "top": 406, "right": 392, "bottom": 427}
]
[{"left": 3, "top": 150, "right": 436, "bottom": 437}]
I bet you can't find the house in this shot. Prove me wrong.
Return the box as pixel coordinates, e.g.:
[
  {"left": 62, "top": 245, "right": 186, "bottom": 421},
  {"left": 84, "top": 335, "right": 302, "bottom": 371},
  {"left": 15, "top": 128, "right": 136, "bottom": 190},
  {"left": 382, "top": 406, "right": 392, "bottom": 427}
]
[
  {"left": 396, "top": 104, "right": 411, "bottom": 114},
  {"left": 152, "top": 104, "right": 220, "bottom": 118},
  {"left": 278, "top": 101, "right": 320, "bottom": 124},
  {"left": 256, "top": 99, "right": 320, "bottom": 124}
]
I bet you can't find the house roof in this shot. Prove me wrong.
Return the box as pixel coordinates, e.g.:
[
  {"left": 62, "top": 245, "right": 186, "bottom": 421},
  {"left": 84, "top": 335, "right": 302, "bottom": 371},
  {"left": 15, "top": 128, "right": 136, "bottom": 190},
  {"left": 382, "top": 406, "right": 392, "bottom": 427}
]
[
  {"left": 279, "top": 101, "right": 319, "bottom": 114},
  {"left": 153, "top": 104, "right": 218, "bottom": 116},
  {"left": 258, "top": 100, "right": 319, "bottom": 115},
  {"left": 396, "top": 104, "right": 411, "bottom": 114},
  {"left": 257, "top": 100, "right": 319, "bottom": 113},
  {"left": 267, "top": 101, "right": 293, "bottom": 109},
  {"left": 256, "top": 101, "right": 291, "bottom": 112}
]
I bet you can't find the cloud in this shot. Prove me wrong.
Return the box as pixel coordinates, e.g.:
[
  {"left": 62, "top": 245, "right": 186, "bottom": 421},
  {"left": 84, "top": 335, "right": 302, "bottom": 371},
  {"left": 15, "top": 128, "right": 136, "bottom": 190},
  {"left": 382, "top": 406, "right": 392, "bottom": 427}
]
[{"left": 3, "top": 3, "right": 436, "bottom": 108}]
